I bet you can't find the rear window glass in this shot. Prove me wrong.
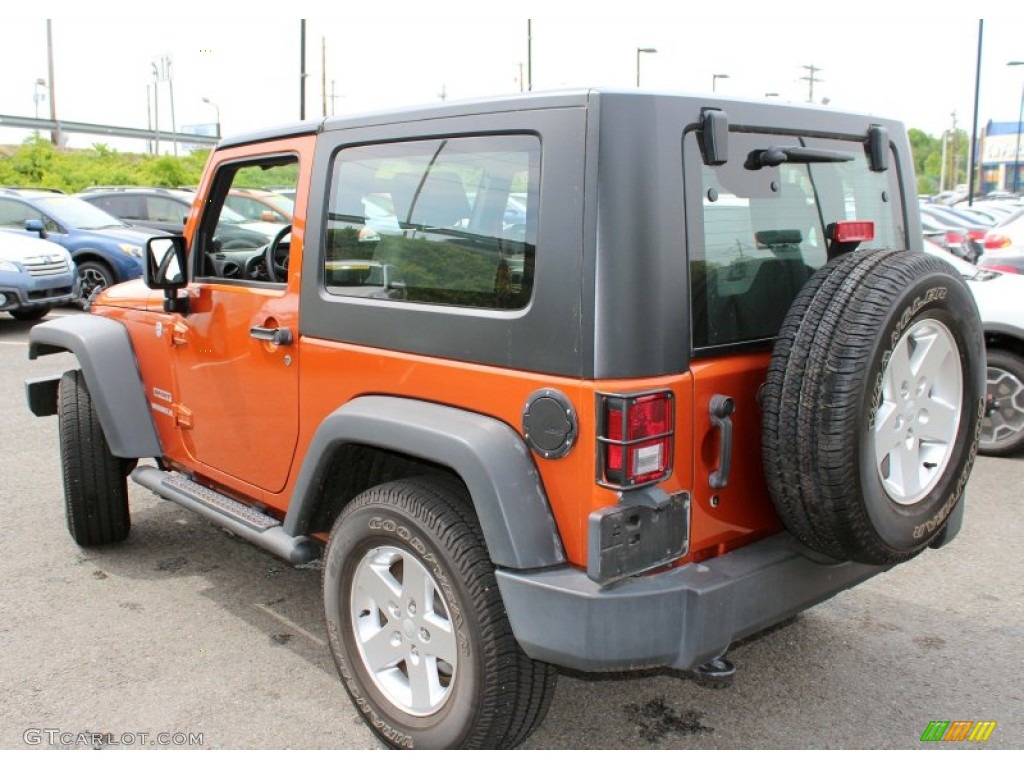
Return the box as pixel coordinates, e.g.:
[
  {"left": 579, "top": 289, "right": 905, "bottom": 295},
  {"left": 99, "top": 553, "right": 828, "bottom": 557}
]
[
  {"left": 324, "top": 135, "right": 539, "bottom": 310},
  {"left": 689, "top": 133, "right": 902, "bottom": 348}
]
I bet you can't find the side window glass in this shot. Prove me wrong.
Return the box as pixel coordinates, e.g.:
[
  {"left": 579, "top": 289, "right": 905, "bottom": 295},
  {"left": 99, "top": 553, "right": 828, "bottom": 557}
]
[
  {"left": 689, "top": 133, "right": 901, "bottom": 349},
  {"left": 102, "top": 196, "right": 143, "bottom": 220},
  {"left": 0, "top": 200, "right": 37, "bottom": 229},
  {"left": 147, "top": 196, "right": 186, "bottom": 223},
  {"left": 324, "top": 135, "right": 539, "bottom": 310},
  {"left": 194, "top": 157, "right": 297, "bottom": 282}
]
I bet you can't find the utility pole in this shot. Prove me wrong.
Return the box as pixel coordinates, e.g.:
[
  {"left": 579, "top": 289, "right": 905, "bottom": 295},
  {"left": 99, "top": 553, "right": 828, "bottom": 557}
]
[
  {"left": 527, "top": 20, "right": 533, "bottom": 92},
  {"left": 300, "top": 20, "right": 307, "bottom": 120},
  {"left": 151, "top": 62, "right": 160, "bottom": 154},
  {"left": 321, "top": 36, "right": 327, "bottom": 118},
  {"left": 800, "top": 64, "right": 822, "bottom": 104},
  {"left": 940, "top": 130, "right": 948, "bottom": 192},
  {"left": 46, "top": 20, "right": 59, "bottom": 146},
  {"left": 152, "top": 55, "right": 176, "bottom": 156},
  {"left": 167, "top": 55, "right": 177, "bottom": 157},
  {"left": 949, "top": 110, "right": 959, "bottom": 189},
  {"left": 968, "top": 20, "right": 983, "bottom": 203}
]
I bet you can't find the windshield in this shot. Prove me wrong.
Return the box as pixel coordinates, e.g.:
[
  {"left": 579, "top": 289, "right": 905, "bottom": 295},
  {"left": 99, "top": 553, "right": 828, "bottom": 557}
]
[{"left": 37, "top": 195, "right": 125, "bottom": 229}]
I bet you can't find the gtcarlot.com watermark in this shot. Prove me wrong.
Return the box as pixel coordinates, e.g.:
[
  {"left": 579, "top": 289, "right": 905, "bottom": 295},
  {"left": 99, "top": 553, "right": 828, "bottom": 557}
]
[{"left": 24, "top": 728, "right": 204, "bottom": 748}]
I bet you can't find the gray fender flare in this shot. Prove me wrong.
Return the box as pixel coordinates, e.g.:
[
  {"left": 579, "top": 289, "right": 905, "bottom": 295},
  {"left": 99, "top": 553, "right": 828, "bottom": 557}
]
[
  {"left": 284, "top": 396, "right": 566, "bottom": 570},
  {"left": 28, "top": 314, "right": 161, "bottom": 459}
]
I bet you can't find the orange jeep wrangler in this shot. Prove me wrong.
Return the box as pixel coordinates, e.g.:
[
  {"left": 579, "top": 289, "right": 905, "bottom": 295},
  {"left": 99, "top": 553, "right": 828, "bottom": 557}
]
[{"left": 26, "top": 90, "right": 985, "bottom": 749}]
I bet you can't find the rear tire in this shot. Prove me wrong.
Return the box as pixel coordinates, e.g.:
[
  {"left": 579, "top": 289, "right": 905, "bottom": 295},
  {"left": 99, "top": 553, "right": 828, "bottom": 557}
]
[
  {"left": 8, "top": 306, "right": 50, "bottom": 321},
  {"left": 762, "top": 249, "right": 984, "bottom": 564},
  {"left": 323, "top": 477, "right": 556, "bottom": 749},
  {"left": 58, "top": 370, "right": 131, "bottom": 546},
  {"left": 979, "top": 349, "right": 1024, "bottom": 456}
]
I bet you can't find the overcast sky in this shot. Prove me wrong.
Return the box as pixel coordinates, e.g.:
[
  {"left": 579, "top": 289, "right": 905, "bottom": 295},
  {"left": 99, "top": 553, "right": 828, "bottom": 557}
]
[{"left": 1, "top": 5, "right": 1021, "bottom": 153}]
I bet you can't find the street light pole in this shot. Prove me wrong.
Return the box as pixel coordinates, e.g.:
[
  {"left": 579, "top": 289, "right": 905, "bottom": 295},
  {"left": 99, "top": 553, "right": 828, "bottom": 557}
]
[
  {"left": 203, "top": 97, "right": 221, "bottom": 139},
  {"left": 1009, "top": 61, "right": 1024, "bottom": 194},
  {"left": 712, "top": 73, "right": 730, "bottom": 92},
  {"left": 33, "top": 78, "right": 47, "bottom": 119},
  {"left": 636, "top": 47, "right": 656, "bottom": 88}
]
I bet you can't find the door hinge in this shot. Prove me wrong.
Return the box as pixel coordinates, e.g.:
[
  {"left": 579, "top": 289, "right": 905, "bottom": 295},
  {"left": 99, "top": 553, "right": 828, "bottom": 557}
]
[{"left": 173, "top": 404, "right": 194, "bottom": 429}]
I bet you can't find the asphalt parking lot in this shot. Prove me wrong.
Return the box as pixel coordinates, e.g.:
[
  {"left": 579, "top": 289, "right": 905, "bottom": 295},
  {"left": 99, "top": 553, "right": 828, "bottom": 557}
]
[{"left": 1, "top": 309, "right": 1021, "bottom": 750}]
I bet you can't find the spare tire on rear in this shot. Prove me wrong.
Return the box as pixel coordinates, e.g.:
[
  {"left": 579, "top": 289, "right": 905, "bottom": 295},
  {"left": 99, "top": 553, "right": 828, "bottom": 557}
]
[{"left": 762, "top": 248, "right": 985, "bottom": 565}]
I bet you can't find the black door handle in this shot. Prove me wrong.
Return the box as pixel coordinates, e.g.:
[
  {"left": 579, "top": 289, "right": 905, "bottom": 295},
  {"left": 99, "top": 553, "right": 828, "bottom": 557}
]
[{"left": 249, "top": 325, "right": 293, "bottom": 346}]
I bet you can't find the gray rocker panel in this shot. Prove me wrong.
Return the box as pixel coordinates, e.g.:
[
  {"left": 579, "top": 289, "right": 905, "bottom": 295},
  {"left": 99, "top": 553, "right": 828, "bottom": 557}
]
[{"left": 284, "top": 396, "right": 566, "bottom": 570}]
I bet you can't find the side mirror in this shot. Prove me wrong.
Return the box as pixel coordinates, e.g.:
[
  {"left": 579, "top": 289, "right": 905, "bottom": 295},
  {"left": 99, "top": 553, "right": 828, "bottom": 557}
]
[
  {"left": 260, "top": 211, "right": 276, "bottom": 222},
  {"left": 24, "top": 219, "right": 46, "bottom": 236},
  {"left": 144, "top": 235, "right": 190, "bottom": 313}
]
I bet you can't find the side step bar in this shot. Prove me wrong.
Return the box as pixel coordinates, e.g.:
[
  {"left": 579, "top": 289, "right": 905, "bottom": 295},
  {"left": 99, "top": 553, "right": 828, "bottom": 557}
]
[{"left": 132, "top": 466, "right": 319, "bottom": 565}]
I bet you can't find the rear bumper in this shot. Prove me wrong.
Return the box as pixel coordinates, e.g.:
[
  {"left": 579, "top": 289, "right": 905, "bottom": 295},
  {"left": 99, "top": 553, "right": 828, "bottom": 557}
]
[{"left": 496, "top": 532, "right": 888, "bottom": 672}]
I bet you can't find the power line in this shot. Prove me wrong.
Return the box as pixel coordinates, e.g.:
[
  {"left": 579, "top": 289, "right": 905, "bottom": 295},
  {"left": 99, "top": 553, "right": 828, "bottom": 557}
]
[{"left": 800, "top": 64, "right": 823, "bottom": 103}]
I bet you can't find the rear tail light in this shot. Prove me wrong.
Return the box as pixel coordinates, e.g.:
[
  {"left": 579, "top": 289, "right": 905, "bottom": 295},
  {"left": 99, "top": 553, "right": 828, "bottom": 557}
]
[
  {"left": 598, "top": 390, "right": 674, "bottom": 488},
  {"left": 830, "top": 220, "right": 875, "bottom": 243},
  {"left": 945, "top": 231, "right": 965, "bottom": 246},
  {"left": 982, "top": 264, "right": 1021, "bottom": 275},
  {"left": 968, "top": 229, "right": 986, "bottom": 242},
  {"left": 984, "top": 233, "right": 1012, "bottom": 250}
]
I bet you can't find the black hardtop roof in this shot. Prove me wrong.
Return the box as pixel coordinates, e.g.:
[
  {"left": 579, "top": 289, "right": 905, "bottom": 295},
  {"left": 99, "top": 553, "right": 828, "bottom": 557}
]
[{"left": 217, "top": 88, "right": 904, "bottom": 150}]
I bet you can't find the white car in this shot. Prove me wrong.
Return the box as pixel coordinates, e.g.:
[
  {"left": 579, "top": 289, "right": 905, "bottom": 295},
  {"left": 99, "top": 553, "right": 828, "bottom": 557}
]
[
  {"left": 925, "top": 240, "right": 1024, "bottom": 455},
  {"left": 0, "top": 231, "right": 78, "bottom": 320}
]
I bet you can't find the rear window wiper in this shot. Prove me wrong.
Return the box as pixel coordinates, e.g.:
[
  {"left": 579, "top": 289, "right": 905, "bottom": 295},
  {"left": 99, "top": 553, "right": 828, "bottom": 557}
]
[{"left": 746, "top": 146, "right": 853, "bottom": 170}]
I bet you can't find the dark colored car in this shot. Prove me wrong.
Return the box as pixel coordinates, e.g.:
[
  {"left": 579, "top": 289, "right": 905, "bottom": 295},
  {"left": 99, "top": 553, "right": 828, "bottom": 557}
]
[
  {"left": 920, "top": 208, "right": 977, "bottom": 262},
  {"left": 78, "top": 187, "right": 270, "bottom": 249},
  {"left": 921, "top": 203, "right": 988, "bottom": 257},
  {"left": 0, "top": 188, "right": 157, "bottom": 299}
]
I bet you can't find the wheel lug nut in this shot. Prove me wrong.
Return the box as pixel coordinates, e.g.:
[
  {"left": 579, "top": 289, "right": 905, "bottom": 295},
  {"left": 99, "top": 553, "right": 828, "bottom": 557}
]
[
  {"left": 407, "top": 601, "right": 417, "bottom": 617},
  {"left": 419, "top": 628, "right": 430, "bottom": 642}
]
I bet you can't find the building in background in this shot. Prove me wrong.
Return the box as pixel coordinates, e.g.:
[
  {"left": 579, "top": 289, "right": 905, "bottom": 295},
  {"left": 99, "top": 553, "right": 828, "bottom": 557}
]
[{"left": 979, "top": 120, "right": 1023, "bottom": 194}]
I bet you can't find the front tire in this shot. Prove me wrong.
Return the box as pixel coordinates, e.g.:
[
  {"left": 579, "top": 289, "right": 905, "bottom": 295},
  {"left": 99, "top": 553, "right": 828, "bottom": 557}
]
[
  {"left": 8, "top": 306, "right": 50, "bottom": 321},
  {"left": 323, "top": 478, "right": 556, "bottom": 749},
  {"left": 78, "top": 260, "right": 114, "bottom": 304},
  {"left": 58, "top": 370, "right": 131, "bottom": 546}
]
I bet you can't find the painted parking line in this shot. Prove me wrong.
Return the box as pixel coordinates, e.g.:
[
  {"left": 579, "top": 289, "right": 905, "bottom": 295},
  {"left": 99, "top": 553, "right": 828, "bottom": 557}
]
[{"left": 254, "top": 602, "right": 327, "bottom": 647}]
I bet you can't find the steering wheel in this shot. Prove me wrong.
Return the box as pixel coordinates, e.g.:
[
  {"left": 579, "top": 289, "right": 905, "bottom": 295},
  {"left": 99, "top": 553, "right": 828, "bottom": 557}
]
[{"left": 265, "top": 224, "right": 292, "bottom": 282}]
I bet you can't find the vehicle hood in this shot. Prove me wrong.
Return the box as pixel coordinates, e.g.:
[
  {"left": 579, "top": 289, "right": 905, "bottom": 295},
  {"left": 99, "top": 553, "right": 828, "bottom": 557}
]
[
  {"left": 77, "top": 226, "right": 159, "bottom": 244},
  {"left": 967, "top": 270, "right": 1024, "bottom": 332},
  {"left": 923, "top": 240, "right": 1023, "bottom": 333},
  {"left": 0, "top": 231, "right": 73, "bottom": 263},
  {"left": 92, "top": 277, "right": 162, "bottom": 311}
]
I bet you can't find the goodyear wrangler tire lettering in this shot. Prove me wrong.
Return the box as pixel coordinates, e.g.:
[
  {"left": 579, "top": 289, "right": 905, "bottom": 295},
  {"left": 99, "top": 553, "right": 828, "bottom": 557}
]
[
  {"left": 322, "top": 478, "right": 556, "bottom": 749},
  {"left": 762, "top": 249, "right": 985, "bottom": 565}
]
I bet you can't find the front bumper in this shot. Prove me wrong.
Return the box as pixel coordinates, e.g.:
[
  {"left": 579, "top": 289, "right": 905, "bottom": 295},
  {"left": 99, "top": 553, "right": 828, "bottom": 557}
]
[
  {"left": 0, "top": 271, "right": 79, "bottom": 312},
  {"left": 496, "top": 532, "right": 888, "bottom": 672}
]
